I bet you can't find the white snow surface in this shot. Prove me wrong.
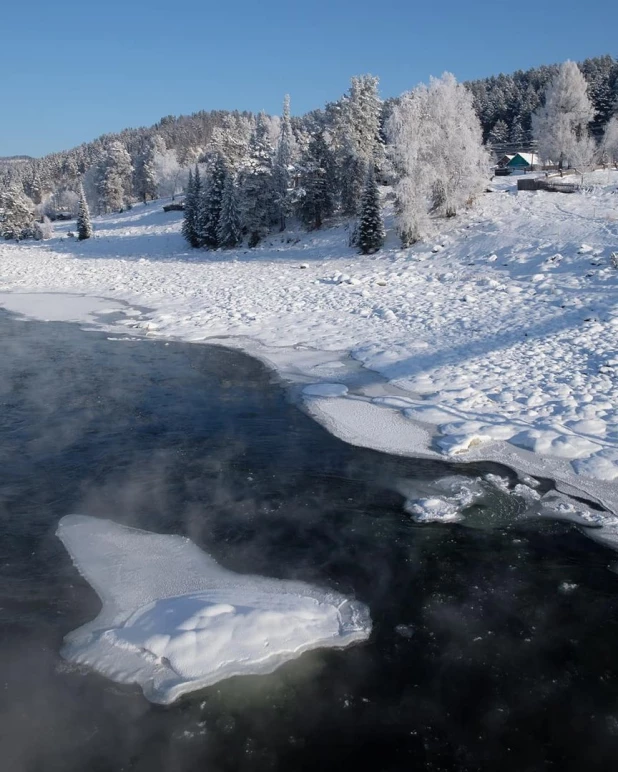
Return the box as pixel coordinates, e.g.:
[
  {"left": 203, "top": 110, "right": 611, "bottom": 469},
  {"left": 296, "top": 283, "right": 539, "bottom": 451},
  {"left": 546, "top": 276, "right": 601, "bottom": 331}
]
[
  {"left": 2, "top": 175, "right": 618, "bottom": 509},
  {"left": 56, "top": 515, "right": 371, "bottom": 704}
]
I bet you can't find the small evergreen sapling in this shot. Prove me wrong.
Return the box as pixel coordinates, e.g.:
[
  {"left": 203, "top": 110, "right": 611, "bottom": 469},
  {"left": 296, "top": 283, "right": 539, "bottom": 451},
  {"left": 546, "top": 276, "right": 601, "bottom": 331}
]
[
  {"left": 76, "top": 182, "right": 93, "bottom": 240},
  {"left": 357, "top": 167, "right": 384, "bottom": 254}
]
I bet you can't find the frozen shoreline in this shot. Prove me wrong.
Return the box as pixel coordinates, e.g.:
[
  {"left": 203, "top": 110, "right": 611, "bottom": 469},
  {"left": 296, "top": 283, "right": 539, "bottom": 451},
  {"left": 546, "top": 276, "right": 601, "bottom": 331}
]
[
  {"left": 1, "top": 172, "right": 618, "bottom": 524},
  {"left": 1, "top": 287, "right": 617, "bottom": 526}
]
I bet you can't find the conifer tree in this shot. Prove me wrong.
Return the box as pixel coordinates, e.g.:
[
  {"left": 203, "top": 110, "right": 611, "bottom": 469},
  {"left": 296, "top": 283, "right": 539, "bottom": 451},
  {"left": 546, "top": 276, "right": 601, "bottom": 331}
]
[
  {"left": 0, "top": 185, "right": 35, "bottom": 240},
  {"left": 297, "top": 130, "right": 335, "bottom": 230},
  {"left": 97, "top": 140, "right": 134, "bottom": 213},
  {"left": 509, "top": 116, "right": 527, "bottom": 148},
  {"left": 335, "top": 75, "right": 384, "bottom": 215},
  {"left": 136, "top": 135, "right": 166, "bottom": 202},
  {"left": 274, "top": 94, "right": 297, "bottom": 230},
  {"left": 488, "top": 119, "right": 509, "bottom": 153},
  {"left": 182, "top": 166, "right": 202, "bottom": 248},
  {"left": 239, "top": 113, "right": 276, "bottom": 247},
  {"left": 198, "top": 154, "right": 228, "bottom": 248},
  {"left": 357, "top": 167, "right": 384, "bottom": 254},
  {"left": 76, "top": 181, "right": 93, "bottom": 240},
  {"left": 217, "top": 175, "right": 243, "bottom": 248}
]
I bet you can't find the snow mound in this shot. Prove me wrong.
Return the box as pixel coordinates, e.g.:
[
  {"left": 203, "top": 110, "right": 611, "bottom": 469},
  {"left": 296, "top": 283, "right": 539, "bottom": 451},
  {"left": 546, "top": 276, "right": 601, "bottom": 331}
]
[{"left": 56, "top": 515, "right": 371, "bottom": 704}]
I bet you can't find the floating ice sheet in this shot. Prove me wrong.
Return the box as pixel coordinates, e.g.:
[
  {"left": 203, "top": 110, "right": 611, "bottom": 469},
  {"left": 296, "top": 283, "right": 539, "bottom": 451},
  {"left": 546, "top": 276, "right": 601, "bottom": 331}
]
[{"left": 57, "top": 516, "right": 371, "bottom": 704}]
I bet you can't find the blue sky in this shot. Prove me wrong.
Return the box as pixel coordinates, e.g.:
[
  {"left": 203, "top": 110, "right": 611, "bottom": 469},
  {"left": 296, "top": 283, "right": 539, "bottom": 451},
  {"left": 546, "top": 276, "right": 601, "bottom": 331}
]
[{"left": 2, "top": 0, "right": 616, "bottom": 157}]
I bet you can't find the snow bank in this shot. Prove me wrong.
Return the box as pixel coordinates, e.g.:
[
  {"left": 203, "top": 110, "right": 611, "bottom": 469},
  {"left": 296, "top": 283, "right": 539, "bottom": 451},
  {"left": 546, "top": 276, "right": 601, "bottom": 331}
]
[
  {"left": 3, "top": 177, "right": 618, "bottom": 511},
  {"left": 56, "top": 516, "right": 371, "bottom": 704}
]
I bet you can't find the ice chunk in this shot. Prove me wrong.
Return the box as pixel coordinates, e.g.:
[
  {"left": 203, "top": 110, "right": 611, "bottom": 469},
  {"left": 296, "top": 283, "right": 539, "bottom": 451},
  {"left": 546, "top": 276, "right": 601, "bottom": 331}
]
[
  {"left": 57, "top": 516, "right": 371, "bottom": 704},
  {"left": 405, "top": 497, "right": 464, "bottom": 523},
  {"left": 401, "top": 475, "right": 485, "bottom": 523},
  {"left": 303, "top": 382, "right": 349, "bottom": 397}
]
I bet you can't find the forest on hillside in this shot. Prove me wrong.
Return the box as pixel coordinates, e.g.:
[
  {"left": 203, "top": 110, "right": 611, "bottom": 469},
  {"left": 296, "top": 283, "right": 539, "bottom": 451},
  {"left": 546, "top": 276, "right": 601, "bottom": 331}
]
[{"left": 1, "top": 55, "right": 617, "bottom": 252}]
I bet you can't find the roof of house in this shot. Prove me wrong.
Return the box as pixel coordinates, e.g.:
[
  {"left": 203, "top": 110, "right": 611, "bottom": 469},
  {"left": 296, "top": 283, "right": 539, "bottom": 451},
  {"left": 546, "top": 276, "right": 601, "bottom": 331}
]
[{"left": 508, "top": 152, "right": 541, "bottom": 166}]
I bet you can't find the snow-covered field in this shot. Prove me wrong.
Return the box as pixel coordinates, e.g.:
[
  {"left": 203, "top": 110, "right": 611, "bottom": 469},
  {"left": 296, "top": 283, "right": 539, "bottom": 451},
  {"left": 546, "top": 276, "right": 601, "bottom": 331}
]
[{"left": 2, "top": 172, "right": 618, "bottom": 517}]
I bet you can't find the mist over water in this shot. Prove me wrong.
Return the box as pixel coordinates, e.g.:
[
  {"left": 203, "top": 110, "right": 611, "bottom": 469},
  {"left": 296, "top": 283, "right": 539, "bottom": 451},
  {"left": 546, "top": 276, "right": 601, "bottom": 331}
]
[{"left": 2, "top": 308, "right": 618, "bottom": 771}]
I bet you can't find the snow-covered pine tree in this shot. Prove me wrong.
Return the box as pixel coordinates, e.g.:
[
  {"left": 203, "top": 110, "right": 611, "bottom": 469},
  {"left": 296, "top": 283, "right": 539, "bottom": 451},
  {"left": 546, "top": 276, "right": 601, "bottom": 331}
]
[
  {"left": 487, "top": 119, "right": 509, "bottom": 154},
  {"left": 357, "top": 166, "right": 384, "bottom": 254},
  {"left": 136, "top": 135, "right": 166, "bottom": 203},
  {"left": 532, "top": 60, "right": 595, "bottom": 170},
  {"left": 198, "top": 153, "right": 228, "bottom": 248},
  {"left": 335, "top": 75, "right": 384, "bottom": 215},
  {"left": 509, "top": 116, "right": 527, "bottom": 148},
  {"left": 217, "top": 174, "right": 243, "bottom": 248},
  {"left": 76, "top": 181, "right": 93, "bottom": 240},
  {"left": 297, "top": 130, "right": 336, "bottom": 230},
  {"left": 210, "top": 114, "right": 253, "bottom": 171},
  {"left": 0, "top": 185, "right": 35, "bottom": 240},
  {"left": 97, "top": 140, "right": 134, "bottom": 213},
  {"left": 182, "top": 166, "right": 202, "bottom": 248},
  {"left": 239, "top": 113, "right": 276, "bottom": 247},
  {"left": 274, "top": 94, "right": 297, "bottom": 230}
]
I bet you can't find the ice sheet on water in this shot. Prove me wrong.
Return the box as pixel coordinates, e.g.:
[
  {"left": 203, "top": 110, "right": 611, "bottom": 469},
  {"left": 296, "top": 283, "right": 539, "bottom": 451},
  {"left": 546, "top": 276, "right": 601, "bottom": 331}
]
[{"left": 57, "top": 515, "right": 371, "bottom": 704}]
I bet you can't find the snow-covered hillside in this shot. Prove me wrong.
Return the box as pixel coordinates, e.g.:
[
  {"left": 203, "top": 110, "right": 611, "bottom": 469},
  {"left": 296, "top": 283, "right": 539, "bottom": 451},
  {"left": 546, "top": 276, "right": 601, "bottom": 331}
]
[{"left": 2, "top": 172, "right": 618, "bottom": 513}]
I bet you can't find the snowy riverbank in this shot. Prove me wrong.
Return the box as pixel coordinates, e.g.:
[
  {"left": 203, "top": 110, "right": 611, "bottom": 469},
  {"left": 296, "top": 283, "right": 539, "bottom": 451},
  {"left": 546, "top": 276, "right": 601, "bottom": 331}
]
[{"left": 2, "top": 172, "right": 618, "bottom": 517}]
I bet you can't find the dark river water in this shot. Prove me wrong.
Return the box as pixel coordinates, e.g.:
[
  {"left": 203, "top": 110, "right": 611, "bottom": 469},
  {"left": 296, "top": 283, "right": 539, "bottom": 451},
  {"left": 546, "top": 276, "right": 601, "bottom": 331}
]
[{"left": 2, "top": 308, "right": 618, "bottom": 772}]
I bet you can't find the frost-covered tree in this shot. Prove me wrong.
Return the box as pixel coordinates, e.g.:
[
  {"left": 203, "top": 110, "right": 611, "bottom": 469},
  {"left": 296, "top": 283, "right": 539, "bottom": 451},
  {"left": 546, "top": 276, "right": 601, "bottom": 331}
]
[
  {"left": 182, "top": 166, "right": 202, "bottom": 248},
  {"left": 239, "top": 114, "right": 276, "bottom": 247},
  {"left": 0, "top": 185, "right": 35, "bottom": 240},
  {"left": 357, "top": 166, "right": 384, "bottom": 254},
  {"left": 488, "top": 119, "right": 509, "bottom": 153},
  {"left": 333, "top": 75, "right": 384, "bottom": 214},
  {"left": 217, "top": 174, "right": 243, "bottom": 248},
  {"left": 76, "top": 181, "right": 93, "bottom": 240},
  {"left": 387, "top": 73, "right": 489, "bottom": 244},
  {"left": 210, "top": 114, "right": 253, "bottom": 171},
  {"left": 297, "top": 130, "right": 336, "bottom": 230},
  {"left": 135, "top": 135, "right": 166, "bottom": 202},
  {"left": 601, "top": 116, "right": 618, "bottom": 166},
  {"left": 43, "top": 187, "right": 79, "bottom": 219},
  {"left": 532, "top": 61, "right": 595, "bottom": 170},
  {"left": 33, "top": 216, "right": 54, "bottom": 240},
  {"left": 97, "top": 140, "right": 134, "bottom": 212},
  {"left": 151, "top": 146, "right": 187, "bottom": 199},
  {"left": 274, "top": 94, "right": 297, "bottom": 230},
  {"left": 387, "top": 89, "right": 432, "bottom": 244},
  {"left": 509, "top": 116, "right": 527, "bottom": 148},
  {"left": 198, "top": 153, "right": 227, "bottom": 248}
]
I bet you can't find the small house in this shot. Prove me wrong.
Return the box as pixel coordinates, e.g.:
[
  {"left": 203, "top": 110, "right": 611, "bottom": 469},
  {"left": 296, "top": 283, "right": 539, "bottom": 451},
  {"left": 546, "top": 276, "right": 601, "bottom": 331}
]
[
  {"left": 507, "top": 152, "right": 542, "bottom": 172},
  {"left": 497, "top": 154, "right": 515, "bottom": 168}
]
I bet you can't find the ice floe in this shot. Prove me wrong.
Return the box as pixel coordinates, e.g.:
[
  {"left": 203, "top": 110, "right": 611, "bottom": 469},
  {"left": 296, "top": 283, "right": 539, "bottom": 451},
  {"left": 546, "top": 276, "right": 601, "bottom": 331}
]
[{"left": 57, "top": 515, "right": 371, "bottom": 704}]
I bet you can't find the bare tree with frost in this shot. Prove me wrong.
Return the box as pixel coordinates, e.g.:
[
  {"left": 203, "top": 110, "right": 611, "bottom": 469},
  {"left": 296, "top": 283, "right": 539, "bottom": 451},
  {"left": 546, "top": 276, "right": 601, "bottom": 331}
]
[
  {"left": 532, "top": 61, "right": 595, "bottom": 171},
  {"left": 601, "top": 116, "right": 618, "bottom": 167},
  {"left": 387, "top": 73, "right": 489, "bottom": 245}
]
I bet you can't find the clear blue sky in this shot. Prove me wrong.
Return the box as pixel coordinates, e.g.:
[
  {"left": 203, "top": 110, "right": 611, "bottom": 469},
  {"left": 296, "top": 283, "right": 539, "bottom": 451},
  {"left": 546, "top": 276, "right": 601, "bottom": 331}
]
[{"left": 2, "top": 0, "right": 616, "bottom": 158}]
